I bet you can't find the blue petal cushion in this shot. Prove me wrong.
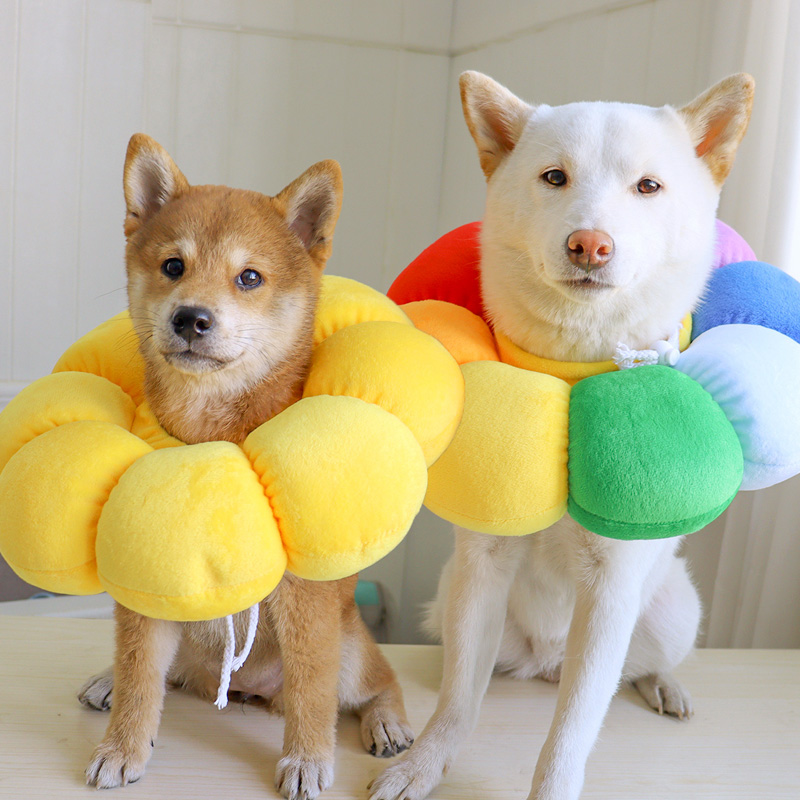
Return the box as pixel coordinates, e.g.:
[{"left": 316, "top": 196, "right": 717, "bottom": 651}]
[
  {"left": 677, "top": 324, "right": 800, "bottom": 490},
  {"left": 693, "top": 261, "right": 800, "bottom": 344}
]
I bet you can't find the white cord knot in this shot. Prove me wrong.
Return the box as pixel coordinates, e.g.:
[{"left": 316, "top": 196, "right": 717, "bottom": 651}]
[
  {"left": 613, "top": 342, "right": 659, "bottom": 369},
  {"left": 215, "top": 602, "right": 260, "bottom": 710},
  {"left": 613, "top": 325, "right": 682, "bottom": 370}
]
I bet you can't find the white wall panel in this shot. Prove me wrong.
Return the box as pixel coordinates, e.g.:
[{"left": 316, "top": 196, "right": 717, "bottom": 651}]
[
  {"left": 599, "top": 2, "right": 654, "bottom": 102},
  {"left": 77, "top": 0, "right": 148, "bottom": 334},
  {"left": 173, "top": 26, "right": 238, "bottom": 185},
  {"left": 0, "top": 0, "right": 18, "bottom": 383},
  {"left": 382, "top": 52, "right": 450, "bottom": 284},
  {"left": 159, "top": 0, "right": 453, "bottom": 51},
  {"left": 145, "top": 22, "right": 179, "bottom": 149},
  {"left": 644, "top": 0, "right": 710, "bottom": 106},
  {"left": 240, "top": 0, "right": 296, "bottom": 32},
  {"left": 400, "top": 0, "right": 453, "bottom": 51},
  {"left": 179, "top": 0, "right": 241, "bottom": 27},
  {"left": 151, "top": 0, "right": 179, "bottom": 21},
  {"left": 227, "top": 32, "right": 293, "bottom": 194},
  {"left": 12, "top": 0, "right": 84, "bottom": 382},
  {"left": 451, "top": 0, "right": 649, "bottom": 53},
  {"left": 293, "top": 41, "right": 399, "bottom": 287}
]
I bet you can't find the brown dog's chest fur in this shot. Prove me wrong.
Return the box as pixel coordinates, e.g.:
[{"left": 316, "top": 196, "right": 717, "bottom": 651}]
[{"left": 146, "top": 354, "right": 309, "bottom": 445}]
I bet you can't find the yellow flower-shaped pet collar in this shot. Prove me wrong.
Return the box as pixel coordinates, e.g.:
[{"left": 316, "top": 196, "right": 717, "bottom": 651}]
[{"left": 0, "top": 276, "right": 464, "bottom": 622}]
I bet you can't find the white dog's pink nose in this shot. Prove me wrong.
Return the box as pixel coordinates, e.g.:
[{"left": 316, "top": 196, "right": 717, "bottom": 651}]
[{"left": 566, "top": 230, "right": 614, "bottom": 271}]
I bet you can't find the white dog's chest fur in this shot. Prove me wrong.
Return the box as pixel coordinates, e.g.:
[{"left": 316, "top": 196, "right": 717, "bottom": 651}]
[
  {"left": 494, "top": 518, "right": 679, "bottom": 680},
  {"left": 426, "top": 517, "right": 683, "bottom": 682}
]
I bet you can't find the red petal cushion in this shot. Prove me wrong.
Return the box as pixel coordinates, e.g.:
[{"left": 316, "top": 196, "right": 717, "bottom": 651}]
[{"left": 388, "top": 222, "right": 485, "bottom": 320}]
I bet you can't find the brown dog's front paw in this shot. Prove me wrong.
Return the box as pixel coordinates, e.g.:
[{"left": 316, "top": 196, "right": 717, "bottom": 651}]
[
  {"left": 78, "top": 667, "right": 114, "bottom": 711},
  {"left": 85, "top": 737, "right": 153, "bottom": 789},
  {"left": 275, "top": 754, "right": 334, "bottom": 800},
  {"left": 361, "top": 712, "right": 414, "bottom": 758}
]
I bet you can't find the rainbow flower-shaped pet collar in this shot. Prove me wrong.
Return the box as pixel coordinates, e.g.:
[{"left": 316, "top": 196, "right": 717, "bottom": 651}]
[
  {"left": 0, "top": 277, "right": 463, "bottom": 621},
  {"left": 388, "top": 222, "right": 800, "bottom": 539}
]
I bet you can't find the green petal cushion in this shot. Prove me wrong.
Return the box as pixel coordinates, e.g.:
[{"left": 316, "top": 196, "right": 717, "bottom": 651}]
[{"left": 568, "top": 366, "right": 743, "bottom": 539}]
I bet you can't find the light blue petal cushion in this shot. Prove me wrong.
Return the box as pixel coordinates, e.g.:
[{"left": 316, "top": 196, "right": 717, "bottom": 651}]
[{"left": 677, "top": 324, "right": 800, "bottom": 490}]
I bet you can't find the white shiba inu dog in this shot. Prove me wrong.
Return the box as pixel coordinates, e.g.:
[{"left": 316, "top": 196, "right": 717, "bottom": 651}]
[{"left": 369, "top": 71, "right": 753, "bottom": 800}]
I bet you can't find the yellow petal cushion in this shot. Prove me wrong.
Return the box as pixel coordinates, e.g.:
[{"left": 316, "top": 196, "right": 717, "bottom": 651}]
[
  {"left": 303, "top": 320, "right": 464, "bottom": 466},
  {"left": 97, "top": 443, "right": 286, "bottom": 622},
  {"left": 425, "top": 361, "right": 570, "bottom": 535},
  {"left": 313, "top": 275, "right": 410, "bottom": 345},
  {"left": 0, "top": 276, "right": 464, "bottom": 621},
  {"left": 0, "top": 372, "right": 137, "bottom": 474},
  {"left": 53, "top": 315, "right": 146, "bottom": 405},
  {"left": 243, "top": 395, "right": 426, "bottom": 581},
  {"left": 0, "top": 421, "right": 152, "bottom": 594}
]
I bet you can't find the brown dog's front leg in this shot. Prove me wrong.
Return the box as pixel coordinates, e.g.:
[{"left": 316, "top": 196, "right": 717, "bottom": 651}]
[
  {"left": 85, "top": 604, "right": 181, "bottom": 788},
  {"left": 269, "top": 574, "right": 342, "bottom": 800}
]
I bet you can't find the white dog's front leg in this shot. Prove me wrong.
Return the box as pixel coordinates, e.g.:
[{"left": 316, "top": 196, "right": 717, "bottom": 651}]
[
  {"left": 529, "top": 537, "right": 660, "bottom": 800},
  {"left": 369, "top": 529, "right": 524, "bottom": 800}
]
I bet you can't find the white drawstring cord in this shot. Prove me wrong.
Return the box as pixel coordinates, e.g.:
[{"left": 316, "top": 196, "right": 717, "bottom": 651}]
[
  {"left": 214, "top": 602, "right": 260, "bottom": 710},
  {"left": 613, "top": 324, "right": 682, "bottom": 370}
]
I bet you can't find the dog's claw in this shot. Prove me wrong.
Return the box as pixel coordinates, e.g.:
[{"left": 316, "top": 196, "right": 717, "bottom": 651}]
[
  {"left": 361, "top": 712, "right": 414, "bottom": 759},
  {"left": 634, "top": 673, "right": 693, "bottom": 720}
]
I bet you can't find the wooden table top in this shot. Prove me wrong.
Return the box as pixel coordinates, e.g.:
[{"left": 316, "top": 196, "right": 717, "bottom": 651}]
[{"left": 0, "top": 616, "right": 797, "bottom": 798}]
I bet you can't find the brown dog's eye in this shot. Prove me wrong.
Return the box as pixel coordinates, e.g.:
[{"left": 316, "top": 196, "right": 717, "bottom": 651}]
[
  {"left": 161, "top": 258, "right": 184, "bottom": 279},
  {"left": 237, "top": 269, "right": 263, "bottom": 289},
  {"left": 637, "top": 178, "right": 661, "bottom": 194},
  {"left": 542, "top": 169, "right": 567, "bottom": 186}
]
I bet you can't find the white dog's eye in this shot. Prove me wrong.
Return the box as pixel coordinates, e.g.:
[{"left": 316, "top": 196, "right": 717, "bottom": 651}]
[
  {"left": 541, "top": 169, "right": 567, "bottom": 187},
  {"left": 637, "top": 178, "right": 661, "bottom": 194}
]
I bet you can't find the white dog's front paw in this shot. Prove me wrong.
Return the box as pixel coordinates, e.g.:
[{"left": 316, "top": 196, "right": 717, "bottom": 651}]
[
  {"left": 85, "top": 737, "right": 152, "bottom": 788},
  {"left": 634, "top": 673, "right": 693, "bottom": 719},
  {"left": 367, "top": 753, "right": 445, "bottom": 800},
  {"left": 275, "top": 754, "right": 334, "bottom": 800}
]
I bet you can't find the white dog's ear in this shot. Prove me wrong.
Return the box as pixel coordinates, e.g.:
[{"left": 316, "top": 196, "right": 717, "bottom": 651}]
[
  {"left": 275, "top": 159, "right": 343, "bottom": 269},
  {"left": 679, "top": 73, "right": 755, "bottom": 186},
  {"left": 460, "top": 71, "right": 532, "bottom": 180},
  {"left": 123, "top": 134, "right": 189, "bottom": 237}
]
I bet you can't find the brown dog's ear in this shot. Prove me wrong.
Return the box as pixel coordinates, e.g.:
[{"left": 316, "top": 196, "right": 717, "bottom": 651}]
[
  {"left": 678, "top": 73, "right": 755, "bottom": 187},
  {"left": 275, "top": 160, "right": 343, "bottom": 269},
  {"left": 123, "top": 133, "right": 189, "bottom": 237},
  {"left": 460, "top": 71, "right": 532, "bottom": 180}
]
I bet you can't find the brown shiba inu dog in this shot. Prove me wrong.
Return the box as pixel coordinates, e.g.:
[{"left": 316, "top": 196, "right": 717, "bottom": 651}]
[{"left": 80, "top": 134, "right": 413, "bottom": 799}]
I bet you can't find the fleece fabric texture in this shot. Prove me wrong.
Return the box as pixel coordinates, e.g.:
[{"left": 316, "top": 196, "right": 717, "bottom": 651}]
[
  {"left": 692, "top": 261, "right": 800, "bottom": 344},
  {"left": 303, "top": 320, "right": 464, "bottom": 466},
  {"left": 425, "top": 361, "right": 570, "bottom": 535},
  {"left": 568, "top": 367, "right": 743, "bottom": 538},
  {"left": 676, "top": 324, "right": 800, "bottom": 490},
  {"left": 389, "top": 225, "right": 799, "bottom": 541},
  {"left": 0, "top": 276, "right": 464, "bottom": 621}
]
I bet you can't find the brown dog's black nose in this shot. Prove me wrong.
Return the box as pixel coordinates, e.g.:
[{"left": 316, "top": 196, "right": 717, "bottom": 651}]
[
  {"left": 171, "top": 306, "right": 214, "bottom": 342},
  {"left": 566, "top": 230, "right": 615, "bottom": 271}
]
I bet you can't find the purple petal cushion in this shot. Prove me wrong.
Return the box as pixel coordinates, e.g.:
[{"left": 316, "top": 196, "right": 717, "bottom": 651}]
[{"left": 713, "top": 220, "right": 756, "bottom": 269}]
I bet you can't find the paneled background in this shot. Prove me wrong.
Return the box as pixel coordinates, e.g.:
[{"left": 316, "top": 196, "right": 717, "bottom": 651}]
[{"left": 1, "top": 0, "right": 795, "bottom": 643}]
